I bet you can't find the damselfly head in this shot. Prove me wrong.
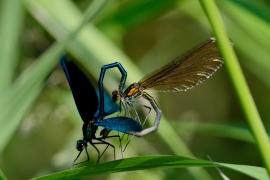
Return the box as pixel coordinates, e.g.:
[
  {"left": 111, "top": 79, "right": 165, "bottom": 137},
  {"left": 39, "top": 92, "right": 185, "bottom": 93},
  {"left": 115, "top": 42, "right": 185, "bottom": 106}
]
[
  {"left": 76, "top": 139, "right": 87, "bottom": 151},
  {"left": 112, "top": 90, "right": 120, "bottom": 102},
  {"left": 88, "top": 119, "right": 95, "bottom": 126}
]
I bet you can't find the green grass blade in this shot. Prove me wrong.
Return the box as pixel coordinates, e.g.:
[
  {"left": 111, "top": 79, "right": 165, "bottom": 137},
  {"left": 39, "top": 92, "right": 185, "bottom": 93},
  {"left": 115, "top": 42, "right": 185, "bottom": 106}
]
[
  {"left": 0, "top": 168, "right": 7, "bottom": 180},
  {"left": 0, "top": 0, "right": 24, "bottom": 92},
  {"left": 24, "top": 0, "right": 141, "bottom": 81},
  {"left": 220, "top": 0, "right": 270, "bottom": 89},
  {"left": 219, "top": 163, "right": 270, "bottom": 180},
  {"left": 0, "top": 43, "right": 63, "bottom": 154},
  {"left": 0, "top": 0, "right": 109, "bottom": 154},
  {"left": 97, "top": 0, "right": 179, "bottom": 35},
  {"left": 200, "top": 0, "right": 270, "bottom": 176},
  {"left": 31, "top": 155, "right": 268, "bottom": 180},
  {"left": 173, "top": 121, "right": 255, "bottom": 143},
  {"left": 179, "top": 0, "right": 270, "bottom": 90}
]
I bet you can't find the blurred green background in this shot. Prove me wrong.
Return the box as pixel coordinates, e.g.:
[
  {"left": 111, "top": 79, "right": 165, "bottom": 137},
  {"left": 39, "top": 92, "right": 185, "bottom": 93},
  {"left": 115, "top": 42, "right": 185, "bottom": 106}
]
[{"left": 0, "top": 0, "right": 270, "bottom": 179}]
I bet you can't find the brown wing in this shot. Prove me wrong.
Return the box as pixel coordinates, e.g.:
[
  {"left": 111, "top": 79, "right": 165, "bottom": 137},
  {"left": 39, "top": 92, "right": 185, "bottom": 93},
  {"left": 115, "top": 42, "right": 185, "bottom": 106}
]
[{"left": 138, "top": 37, "right": 231, "bottom": 92}]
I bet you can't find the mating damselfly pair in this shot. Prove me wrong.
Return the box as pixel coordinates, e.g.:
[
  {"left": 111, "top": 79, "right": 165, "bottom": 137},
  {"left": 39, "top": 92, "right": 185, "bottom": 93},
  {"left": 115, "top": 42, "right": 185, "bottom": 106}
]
[{"left": 61, "top": 37, "right": 233, "bottom": 168}]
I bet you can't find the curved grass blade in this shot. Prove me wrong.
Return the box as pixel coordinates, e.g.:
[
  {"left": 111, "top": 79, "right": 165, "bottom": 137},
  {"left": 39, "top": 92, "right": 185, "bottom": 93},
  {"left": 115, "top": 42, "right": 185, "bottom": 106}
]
[
  {"left": 0, "top": 168, "right": 7, "bottom": 180},
  {"left": 97, "top": 0, "right": 179, "bottom": 33},
  {"left": 172, "top": 121, "right": 256, "bottom": 143},
  {"left": 0, "top": 0, "right": 109, "bottom": 154},
  {"left": 0, "top": 0, "right": 24, "bottom": 92},
  {"left": 199, "top": 0, "right": 270, "bottom": 175},
  {"left": 32, "top": 155, "right": 268, "bottom": 180}
]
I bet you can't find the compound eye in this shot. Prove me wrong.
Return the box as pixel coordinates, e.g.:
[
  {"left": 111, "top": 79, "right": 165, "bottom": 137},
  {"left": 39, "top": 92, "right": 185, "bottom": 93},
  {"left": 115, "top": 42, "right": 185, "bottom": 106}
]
[
  {"left": 76, "top": 140, "right": 86, "bottom": 151},
  {"left": 112, "top": 90, "right": 120, "bottom": 102}
]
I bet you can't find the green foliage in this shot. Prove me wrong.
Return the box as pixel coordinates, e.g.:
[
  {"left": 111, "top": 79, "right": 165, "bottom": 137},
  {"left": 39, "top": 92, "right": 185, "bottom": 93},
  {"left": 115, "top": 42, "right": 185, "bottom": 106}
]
[
  {"left": 32, "top": 156, "right": 269, "bottom": 180},
  {"left": 201, "top": 0, "right": 270, "bottom": 175}
]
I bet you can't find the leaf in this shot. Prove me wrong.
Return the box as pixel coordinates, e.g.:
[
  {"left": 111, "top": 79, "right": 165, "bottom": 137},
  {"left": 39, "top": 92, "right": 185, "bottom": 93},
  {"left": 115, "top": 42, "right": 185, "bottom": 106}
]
[
  {"left": 0, "top": 0, "right": 24, "bottom": 92},
  {"left": 0, "top": 0, "right": 109, "bottom": 154},
  {"left": 32, "top": 155, "right": 269, "bottom": 180}
]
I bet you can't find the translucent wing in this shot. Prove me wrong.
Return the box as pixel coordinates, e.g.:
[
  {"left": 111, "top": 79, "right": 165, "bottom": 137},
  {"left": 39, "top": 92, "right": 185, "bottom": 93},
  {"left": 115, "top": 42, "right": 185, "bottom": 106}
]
[
  {"left": 94, "top": 117, "right": 143, "bottom": 134},
  {"left": 61, "top": 55, "right": 98, "bottom": 123},
  {"left": 139, "top": 37, "right": 232, "bottom": 92}
]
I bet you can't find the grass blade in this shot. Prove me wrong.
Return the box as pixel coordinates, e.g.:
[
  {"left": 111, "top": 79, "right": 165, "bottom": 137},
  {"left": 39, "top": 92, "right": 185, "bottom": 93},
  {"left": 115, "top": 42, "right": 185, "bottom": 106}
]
[
  {"left": 0, "top": 0, "right": 109, "bottom": 154},
  {"left": 0, "top": 0, "right": 24, "bottom": 92},
  {"left": 200, "top": 0, "right": 270, "bottom": 176},
  {"left": 31, "top": 155, "right": 269, "bottom": 180}
]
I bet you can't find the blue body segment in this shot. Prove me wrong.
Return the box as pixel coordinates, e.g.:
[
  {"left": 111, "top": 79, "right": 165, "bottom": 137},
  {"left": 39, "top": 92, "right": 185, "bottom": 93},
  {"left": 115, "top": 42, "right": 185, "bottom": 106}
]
[
  {"left": 98, "top": 62, "right": 127, "bottom": 119},
  {"left": 94, "top": 89, "right": 119, "bottom": 120},
  {"left": 94, "top": 117, "right": 142, "bottom": 134}
]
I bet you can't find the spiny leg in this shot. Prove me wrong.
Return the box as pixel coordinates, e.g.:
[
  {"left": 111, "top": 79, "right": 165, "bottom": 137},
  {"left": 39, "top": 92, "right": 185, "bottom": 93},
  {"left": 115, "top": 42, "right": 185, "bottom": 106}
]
[
  {"left": 122, "top": 100, "right": 152, "bottom": 151},
  {"left": 117, "top": 100, "right": 123, "bottom": 117},
  {"left": 95, "top": 138, "right": 116, "bottom": 161},
  {"left": 117, "top": 98, "right": 129, "bottom": 117},
  {"left": 119, "top": 98, "right": 150, "bottom": 151},
  {"left": 92, "top": 142, "right": 109, "bottom": 164},
  {"left": 99, "top": 132, "right": 123, "bottom": 158},
  {"left": 130, "top": 100, "right": 152, "bottom": 126},
  {"left": 96, "top": 134, "right": 123, "bottom": 161},
  {"left": 105, "top": 135, "right": 124, "bottom": 159},
  {"left": 118, "top": 99, "right": 132, "bottom": 144},
  {"left": 127, "top": 99, "right": 141, "bottom": 123},
  {"left": 90, "top": 142, "right": 101, "bottom": 164},
  {"left": 130, "top": 92, "right": 162, "bottom": 137},
  {"left": 115, "top": 133, "right": 123, "bottom": 158},
  {"left": 123, "top": 99, "right": 130, "bottom": 117},
  {"left": 69, "top": 148, "right": 90, "bottom": 169},
  {"left": 69, "top": 150, "right": 82, "bottom": 169},
  {"left": 123, "top": 135, "right": 134, "bottom": 152},
  {"left": 103, "top": 134, "right": 123, "bottom": 159},
  {"left": 117, "top": 132, "right": 124, "bottom": 158},
  {"left": 119, "top": 133, "right": 125, "bottom": 141}
]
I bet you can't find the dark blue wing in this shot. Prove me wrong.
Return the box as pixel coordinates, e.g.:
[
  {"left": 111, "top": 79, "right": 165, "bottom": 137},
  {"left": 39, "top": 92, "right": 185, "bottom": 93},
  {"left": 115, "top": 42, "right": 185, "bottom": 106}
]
[
  {"left": 61, "top": 55, "right": 98, "bottom": 123},
  {"left": 94, "top": 117, "right": 143, "bottom": 133},
  {"left": 94, "top": 89, "right": 120, "bottom": 120}
]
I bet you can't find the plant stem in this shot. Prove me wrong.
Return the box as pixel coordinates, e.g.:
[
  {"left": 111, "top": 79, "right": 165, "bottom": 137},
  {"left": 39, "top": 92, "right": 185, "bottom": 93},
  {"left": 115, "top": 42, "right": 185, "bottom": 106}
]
[{"left": 199, "top": 0, "right": 270, "bottom": 176}]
